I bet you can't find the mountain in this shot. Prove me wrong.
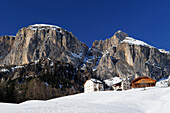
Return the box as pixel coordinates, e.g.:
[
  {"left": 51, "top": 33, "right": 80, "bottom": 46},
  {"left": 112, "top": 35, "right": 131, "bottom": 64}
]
[
  {"left": 0, "top": 24, "right": 170, "bottom": 103},
  {"left": 0, "top": 24, "right": 88, "bottom": 67},
  {"left": 88, "top": 31, "right": 170, "bottom": 81}
]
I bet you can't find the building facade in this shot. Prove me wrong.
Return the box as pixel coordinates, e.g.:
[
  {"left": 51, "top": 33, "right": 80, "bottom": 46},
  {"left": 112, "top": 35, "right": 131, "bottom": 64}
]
[
  {"left": 130, "top": 76, "right": 156, "bottom": 88},
  {"left": 84, "top": 79, "right": 104, "bottom": 93}
]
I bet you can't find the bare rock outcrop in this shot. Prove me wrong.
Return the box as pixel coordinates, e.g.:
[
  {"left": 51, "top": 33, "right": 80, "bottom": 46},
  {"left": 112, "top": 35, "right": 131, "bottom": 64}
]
[
  {"left": 0, "top": 24, "right": 88, "bottom": 66},
  {"left": 93, "top": 31, "right": 170, "bottom": 81},
  {"left": 0, "top": 36, "right": 15, "bottom": 62},
  {"left": 92, "top": 30, "right": 128, "bottom": 52}
]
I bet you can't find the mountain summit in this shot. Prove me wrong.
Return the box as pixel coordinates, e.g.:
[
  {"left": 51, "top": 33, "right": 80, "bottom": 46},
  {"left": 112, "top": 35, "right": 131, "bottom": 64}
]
[
  {"left": 0, "top": 24, "right": 88, "bottom": 66},
  {"left": 87, "top": 30, "right": 170, "bottom": 80}
]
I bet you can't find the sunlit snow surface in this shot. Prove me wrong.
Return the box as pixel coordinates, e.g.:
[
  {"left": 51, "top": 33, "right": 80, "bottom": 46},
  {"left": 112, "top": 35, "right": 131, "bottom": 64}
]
[
  {"left": 31, "top": 24, "right": 61, "bottom": 28},
  {"left": 158, "top": 49, "right": 170, "bottom": 54},
  {"left": 0, "top": 87, "right": 170, "bottom": 113},
  {"left": 121, "top": 37, "right": 154, "bottom": 48}
]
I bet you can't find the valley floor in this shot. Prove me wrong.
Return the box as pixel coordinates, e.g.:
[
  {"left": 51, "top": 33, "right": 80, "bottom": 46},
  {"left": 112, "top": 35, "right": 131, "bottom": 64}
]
[{"left": 0, "top": 87, "right": 170, "bottom": 113}]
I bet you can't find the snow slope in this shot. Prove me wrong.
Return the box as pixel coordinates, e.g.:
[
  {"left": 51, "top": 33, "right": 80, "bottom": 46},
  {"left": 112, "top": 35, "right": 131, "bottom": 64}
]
[
  {"left": 0, "top": 87, "right": 170, "bottom": 113},
  {"left": 121, "top": 37, "right": 154, "bottom": 48}
]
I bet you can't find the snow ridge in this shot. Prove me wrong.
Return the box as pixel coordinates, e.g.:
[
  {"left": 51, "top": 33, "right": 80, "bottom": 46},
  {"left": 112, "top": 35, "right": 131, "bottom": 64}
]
[
  {"left": 158, "top": 49, "right": 170, "bottom": 54},
  {"left": 31, "top": 24, "right": 61, "bottom": 28},
  {"left": 121, "top": 37, "right": 154, "bottom": 48}
]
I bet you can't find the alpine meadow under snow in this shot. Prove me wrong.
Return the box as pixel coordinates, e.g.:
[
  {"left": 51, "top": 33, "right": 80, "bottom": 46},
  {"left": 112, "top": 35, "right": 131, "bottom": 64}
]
[{"left": 0, "top": 87, "right": 170, "bottom": 113}]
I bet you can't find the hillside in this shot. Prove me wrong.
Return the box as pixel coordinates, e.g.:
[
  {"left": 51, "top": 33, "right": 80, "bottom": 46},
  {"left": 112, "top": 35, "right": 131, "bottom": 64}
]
[
  {"left": 0, "top": 87, "right": 170, "bottom": 113},
  {"left": 0, "top": 58, "right": 90, "bottom": 103}
]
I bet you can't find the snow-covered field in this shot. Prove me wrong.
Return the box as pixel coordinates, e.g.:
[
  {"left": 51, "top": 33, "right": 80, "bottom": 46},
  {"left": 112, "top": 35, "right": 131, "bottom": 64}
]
[{"left": 0, "top": 87, "right": 170, "bottom": 113}]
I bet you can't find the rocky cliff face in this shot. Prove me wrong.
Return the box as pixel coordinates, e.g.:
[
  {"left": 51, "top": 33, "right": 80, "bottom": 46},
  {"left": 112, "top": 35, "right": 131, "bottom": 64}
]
[
  {"left": 92, "top": 30, "right": 128, "bottom": 52},
  {"left": 0, "top": 36, "right": 15, "bottom": 62},
  {"left": 0, "top": 24, "right": 88, "bottom": 66},
  {"left": 92, "top": 32, "right": 170, "bottom": 81}
]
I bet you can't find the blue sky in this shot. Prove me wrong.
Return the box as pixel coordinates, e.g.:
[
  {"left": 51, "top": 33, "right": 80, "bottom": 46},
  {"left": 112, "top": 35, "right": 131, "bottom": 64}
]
[{"left": 0, "top": 0, "right": 170, "bottom": 50}]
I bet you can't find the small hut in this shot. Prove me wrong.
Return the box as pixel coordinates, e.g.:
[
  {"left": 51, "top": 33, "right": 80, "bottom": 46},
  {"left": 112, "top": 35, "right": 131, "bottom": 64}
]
[{"left": 130, "top": 76, "right": 156, "bottom": 88}]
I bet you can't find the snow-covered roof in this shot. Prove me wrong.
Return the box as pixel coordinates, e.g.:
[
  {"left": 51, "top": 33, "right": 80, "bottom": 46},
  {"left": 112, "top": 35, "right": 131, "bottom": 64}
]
[
  {"left": 121, "top": 37, "right": 154, "bottom": 48},
  {"left": 91, "top": 78, "right": 103, "bottom": 84},
  {"left": 104, "top": 77, "right": 122, "bottom": 86}
]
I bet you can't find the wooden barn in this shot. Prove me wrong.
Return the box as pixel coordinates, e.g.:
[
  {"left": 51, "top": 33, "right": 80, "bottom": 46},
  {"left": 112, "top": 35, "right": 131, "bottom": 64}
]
[{"left": 130, "top": 76, "right": 156, "bottom": 88}]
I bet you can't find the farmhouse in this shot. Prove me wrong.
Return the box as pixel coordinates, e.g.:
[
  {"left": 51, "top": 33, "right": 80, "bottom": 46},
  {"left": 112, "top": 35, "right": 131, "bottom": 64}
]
[
  {"left": 84, "top": 78, "right": 104, "bottom": 93},
  {"left": 130, "top": 76, "right": 156, "bottom": 88},
  {"left": 104, "top": 77, "right": 130, "bottom": 91}
]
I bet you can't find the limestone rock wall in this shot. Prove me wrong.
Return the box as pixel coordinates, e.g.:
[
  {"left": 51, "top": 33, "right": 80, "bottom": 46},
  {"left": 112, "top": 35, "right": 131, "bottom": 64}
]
[
  {"left": 0, "top": 36, "right": 15, "bottom": 63},
  {"left": 93, "top": 31, "right": 170, "bottom": 81},
  {"left": 0, "top": 24, "right": 88, "bottom": 66}
]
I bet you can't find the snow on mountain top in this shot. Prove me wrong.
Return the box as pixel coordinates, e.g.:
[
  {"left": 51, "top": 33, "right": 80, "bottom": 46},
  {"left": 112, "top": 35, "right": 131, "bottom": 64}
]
[
  {"left": 121, "top": 37, "right": 154, "bottom": 48},
  {"left": 1, "top": 87, "right": 170, "bottom": 113},
  {"left": 159, "top": 49, "right": 170, "bottom": 54},
  {"left": 31, "top": 24, "right": 61, "bottom": 28},
  {"left": 117, "top": 30, "right": 122, "bottom": 33},
  {"left": 8, "top": 35, "right": 16, "bottom": 37},
  {"left": 104, "top": 77, "right": 122, "bottom": 86}
]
